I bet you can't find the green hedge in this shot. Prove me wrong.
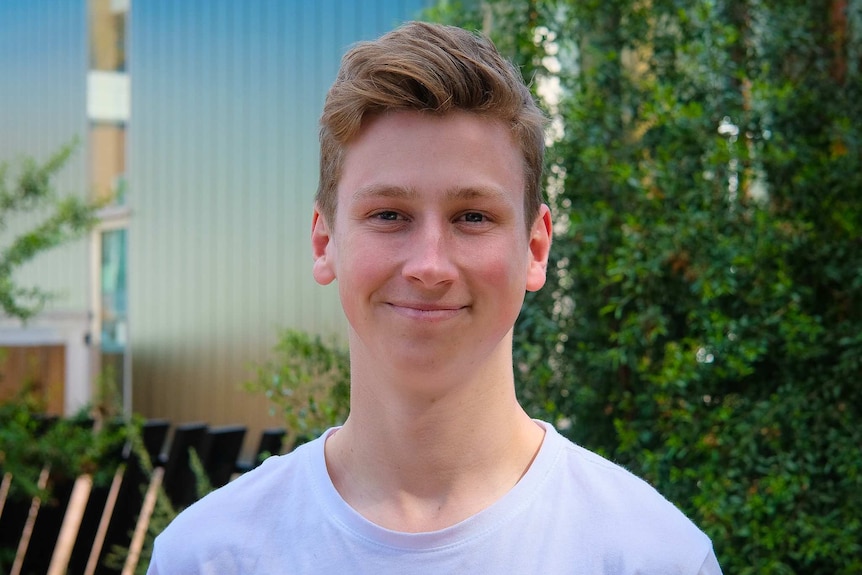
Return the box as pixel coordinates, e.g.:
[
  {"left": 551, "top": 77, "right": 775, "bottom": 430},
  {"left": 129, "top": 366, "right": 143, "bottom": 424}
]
[{"left": 430, "top": 1, "right": 861, "bottom": 573}]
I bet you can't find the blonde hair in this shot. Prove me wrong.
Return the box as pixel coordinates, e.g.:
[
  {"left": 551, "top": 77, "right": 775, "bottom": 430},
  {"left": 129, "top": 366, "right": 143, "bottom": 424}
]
[{"left": 317, "top": 20, "right": 546, "bottom": 231}]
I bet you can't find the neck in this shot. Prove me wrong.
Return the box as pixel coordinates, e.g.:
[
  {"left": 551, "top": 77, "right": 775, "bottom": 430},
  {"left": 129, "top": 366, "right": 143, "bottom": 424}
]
[{"left": 324, "top": 337, "right": 545, "bottom": 532}]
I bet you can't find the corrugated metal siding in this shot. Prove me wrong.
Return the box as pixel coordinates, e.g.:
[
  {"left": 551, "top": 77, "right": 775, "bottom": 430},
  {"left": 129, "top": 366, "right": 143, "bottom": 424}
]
[
  {"left": 130, "top": 0, "right": 433, "bottom": 451},
  {"left": 0, "top": 1, "right": 90, "bottom": 313}
]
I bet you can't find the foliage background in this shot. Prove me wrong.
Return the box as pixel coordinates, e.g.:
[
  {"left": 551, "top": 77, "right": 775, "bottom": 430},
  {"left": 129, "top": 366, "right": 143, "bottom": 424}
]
[{"left": 427, "top": 1, "right": 861, "bottom": 573}]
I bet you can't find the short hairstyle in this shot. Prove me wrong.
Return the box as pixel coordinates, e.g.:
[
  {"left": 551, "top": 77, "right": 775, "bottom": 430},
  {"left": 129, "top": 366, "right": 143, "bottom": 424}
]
[{"left": 317, "top": 20, "right": 547, "bottom": 232}]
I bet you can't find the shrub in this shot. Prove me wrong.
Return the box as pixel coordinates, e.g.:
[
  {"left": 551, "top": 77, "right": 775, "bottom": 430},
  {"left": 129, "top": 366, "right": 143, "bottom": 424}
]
[
  {"left": 430, "top": 1, "right": 862, "bottom": 572},
  {"left": 246, "top": 329, "right": 350, "bottom": 448}
]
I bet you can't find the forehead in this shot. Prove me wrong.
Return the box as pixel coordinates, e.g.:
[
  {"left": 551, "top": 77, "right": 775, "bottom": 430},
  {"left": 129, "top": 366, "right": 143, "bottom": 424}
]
[{"left": 337, "top": 110, "right": 525, "bottom": 209}]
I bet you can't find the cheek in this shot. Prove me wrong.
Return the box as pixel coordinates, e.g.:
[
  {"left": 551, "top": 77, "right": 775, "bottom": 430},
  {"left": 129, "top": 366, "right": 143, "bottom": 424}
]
[
  {"left": 474, "top": 241, "right": 530, "bottom": 284},
  {"left": 482, "top": 259, "right": 518, "bottom": 286},
  {"left": 336, "top": 244, "right": 392, "bottom": 307}
]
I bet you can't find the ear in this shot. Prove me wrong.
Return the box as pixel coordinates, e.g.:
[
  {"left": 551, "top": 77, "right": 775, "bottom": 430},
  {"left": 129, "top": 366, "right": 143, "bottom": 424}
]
[
  {"left": 525, "top": 204, "right": 552, "bottom": 292},
  {"left": 311, "top": 207, "right": 336, "bottom": 285}
]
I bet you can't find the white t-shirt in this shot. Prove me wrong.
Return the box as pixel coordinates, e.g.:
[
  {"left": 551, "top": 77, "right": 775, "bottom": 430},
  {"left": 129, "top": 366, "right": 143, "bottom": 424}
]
[{"left": 148, "top": 421, "right": 722, "bottom": 574}]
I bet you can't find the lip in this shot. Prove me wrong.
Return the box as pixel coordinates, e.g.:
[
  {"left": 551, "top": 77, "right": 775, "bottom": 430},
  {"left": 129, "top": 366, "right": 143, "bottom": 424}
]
[{"left": 385, "top": 302, "right": 468, "bottom": 322}]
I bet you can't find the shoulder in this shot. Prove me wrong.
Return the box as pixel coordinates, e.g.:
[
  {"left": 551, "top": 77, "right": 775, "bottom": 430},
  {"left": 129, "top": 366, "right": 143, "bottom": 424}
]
[
  {"left": 540, "top": 425, "right": 693, "bottom": 519},
  {"left": 559, "top": 438, "right": 697, "bottom": 528},
  {"left": 156, "top": 449, "right": 298, "bottom": 535},
  {"left": 532, "top": 423, "right": 718, "bottom": 573},
  {"left": 149, "top": 435, "right": 324, "bottom": 573}
]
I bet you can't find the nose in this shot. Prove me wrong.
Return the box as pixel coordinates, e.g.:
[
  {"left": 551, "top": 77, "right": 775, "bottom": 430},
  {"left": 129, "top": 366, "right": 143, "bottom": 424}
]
[{"left": 401, "top": 221, "right": 458, "bottom": 287}]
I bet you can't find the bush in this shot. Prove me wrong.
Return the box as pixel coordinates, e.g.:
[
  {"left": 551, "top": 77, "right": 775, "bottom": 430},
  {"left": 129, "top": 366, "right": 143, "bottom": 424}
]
[
  {"left": 0, "top": 389, "right": 139, "bottom": 572},
  {"left": 430, "top": 1, "right": 862, "bottom": 573},
  {"left": 0, "top": 390, "right": 133, "bottom": 501},
  {"left": 246, "top": 329, "right": 350, "bottom": 448}
]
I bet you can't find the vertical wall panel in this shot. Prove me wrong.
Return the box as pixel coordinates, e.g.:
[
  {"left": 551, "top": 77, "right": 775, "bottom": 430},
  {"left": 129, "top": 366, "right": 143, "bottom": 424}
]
[
  {"left": 130, "top": 0, "right": 433, "bottom": 452},
  {"left": 0, "top": 1, "right": 89, "bottom": 312}
]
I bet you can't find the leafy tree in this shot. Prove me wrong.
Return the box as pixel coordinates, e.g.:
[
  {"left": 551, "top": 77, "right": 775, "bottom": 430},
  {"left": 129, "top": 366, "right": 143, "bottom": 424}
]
[
  {"left": 430, "top": 1, "right": 861, "bottom": 573},
  {"left": 0, "top": 141, "right": 98, "bottom": 321}
]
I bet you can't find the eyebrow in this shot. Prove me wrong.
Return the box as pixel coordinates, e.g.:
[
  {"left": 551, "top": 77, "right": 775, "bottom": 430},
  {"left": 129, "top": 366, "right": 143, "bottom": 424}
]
[
  {"left": 352, "top": 185, "right": 511, "bottom": 203},
  {"left": 352, "top": 185, "right": 416, "bottom": 202}
]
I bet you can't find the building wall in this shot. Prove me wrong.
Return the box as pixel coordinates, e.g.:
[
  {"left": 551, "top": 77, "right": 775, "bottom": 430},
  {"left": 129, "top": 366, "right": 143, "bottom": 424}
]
[
  {"left": 0, "top": 0, "right": 90, "bottom": 313},
  {"left": 0, "top": 1, "right": 92, "bottom": 415},
  {"left": 0, "top": 0, "right": 435, "bottom": 450},
  {"left": 129, "top": 0, "right": 433, "bottom": 453}
]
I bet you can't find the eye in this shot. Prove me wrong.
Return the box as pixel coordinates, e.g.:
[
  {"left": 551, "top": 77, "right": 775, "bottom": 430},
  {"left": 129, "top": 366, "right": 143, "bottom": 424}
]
[
  {"left": 374, "top": 211, "right": 401, "bottom": 221},
  {"left": 459, "top": 212, "right": 488, "bottom": 223}
]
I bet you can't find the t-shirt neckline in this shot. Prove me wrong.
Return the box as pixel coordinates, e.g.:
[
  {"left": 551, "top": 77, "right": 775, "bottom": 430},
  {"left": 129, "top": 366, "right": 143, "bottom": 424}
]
[{"left": 307, "top": 420, "right": 564, "bottom": 552}]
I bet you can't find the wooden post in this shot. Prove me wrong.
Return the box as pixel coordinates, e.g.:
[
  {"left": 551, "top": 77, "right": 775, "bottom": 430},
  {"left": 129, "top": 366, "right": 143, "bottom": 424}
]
[
  {"left": 84, "top": 463, "right": 126, "bottom": 575},
  {"left": 0, "top": 471, "right": 12, "bottom": 520},
  {"left": 47, "top": 474, "right": 94, "bottom": 575},
  {"left": 122, "top": 466, "right": 164, "bottom": 575},
  {"left": 11, "top": 465, "right": 50, "bottom": 575}
]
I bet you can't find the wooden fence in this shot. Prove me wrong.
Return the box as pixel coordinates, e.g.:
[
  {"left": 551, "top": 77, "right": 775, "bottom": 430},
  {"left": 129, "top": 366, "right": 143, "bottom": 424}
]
[{"left": 0, "top": 419, "right": 285, "bottom": 574}]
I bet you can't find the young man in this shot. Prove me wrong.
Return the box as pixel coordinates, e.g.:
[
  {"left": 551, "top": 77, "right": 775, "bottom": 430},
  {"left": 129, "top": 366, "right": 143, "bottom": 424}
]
[{"left": 149, "top": 21, "right": 722, "bottom": 574}]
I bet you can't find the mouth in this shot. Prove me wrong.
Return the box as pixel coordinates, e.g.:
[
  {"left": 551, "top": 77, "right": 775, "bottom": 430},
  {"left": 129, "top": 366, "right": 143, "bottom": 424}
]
[{"left": 385, "top": 302, "right": 468, "bottom": 322}]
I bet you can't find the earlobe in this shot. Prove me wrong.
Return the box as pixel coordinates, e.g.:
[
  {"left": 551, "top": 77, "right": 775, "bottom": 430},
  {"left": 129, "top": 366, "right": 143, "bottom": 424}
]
[
  {"left": 311, "top": 208, "right": 337, "bottom": 285},
  {"left": 525, "top": 204, "right": 552, "bottom": 292}
]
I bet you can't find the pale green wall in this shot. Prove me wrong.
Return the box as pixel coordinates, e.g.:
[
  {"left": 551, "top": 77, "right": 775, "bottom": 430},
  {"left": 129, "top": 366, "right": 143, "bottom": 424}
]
[
  {"left": 129, "top": 0, "right": 434, "bottom": 438},
  {"left": 0, "top": 0, "right": 90, "bottom": 313}
]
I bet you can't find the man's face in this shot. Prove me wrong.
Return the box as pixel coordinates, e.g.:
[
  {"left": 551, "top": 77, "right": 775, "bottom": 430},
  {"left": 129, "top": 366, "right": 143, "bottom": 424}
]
[{"left": 312, "top": 110, "right": 551, "bottom": 380}]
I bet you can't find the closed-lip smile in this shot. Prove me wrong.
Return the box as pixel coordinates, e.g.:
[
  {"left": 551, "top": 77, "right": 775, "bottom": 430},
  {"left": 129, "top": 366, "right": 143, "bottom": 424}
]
[{"left": 385, "top": 302, "right": 467, "bottom": 321}]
